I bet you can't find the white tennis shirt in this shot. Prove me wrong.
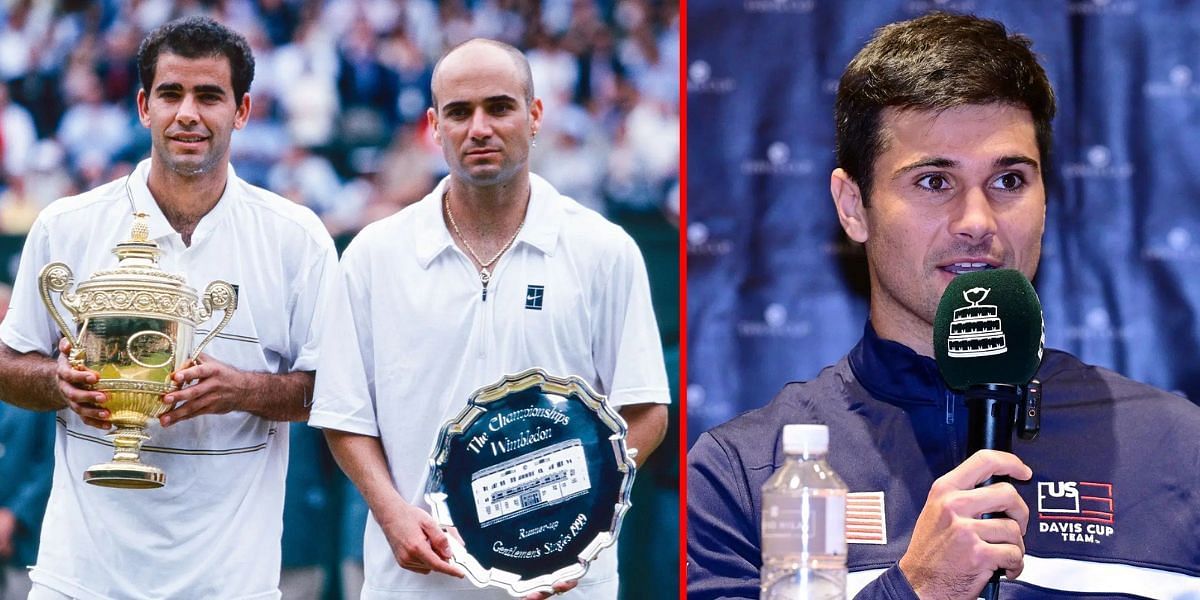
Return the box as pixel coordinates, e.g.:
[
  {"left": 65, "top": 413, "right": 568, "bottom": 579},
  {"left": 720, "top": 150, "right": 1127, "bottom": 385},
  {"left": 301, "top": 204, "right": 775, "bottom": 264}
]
[
  {"left": 0, "top": 159, "right": 337, "bottom": 599},
  {"left": 309, "top": 174, "right": 671, "bottom": 599}
]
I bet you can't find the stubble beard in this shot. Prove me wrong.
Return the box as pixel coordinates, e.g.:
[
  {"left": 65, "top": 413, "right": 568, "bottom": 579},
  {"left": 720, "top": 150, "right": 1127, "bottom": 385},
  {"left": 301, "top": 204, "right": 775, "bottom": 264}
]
[{"left": 156, "top": 137, "right": 225, "bottom": 178}]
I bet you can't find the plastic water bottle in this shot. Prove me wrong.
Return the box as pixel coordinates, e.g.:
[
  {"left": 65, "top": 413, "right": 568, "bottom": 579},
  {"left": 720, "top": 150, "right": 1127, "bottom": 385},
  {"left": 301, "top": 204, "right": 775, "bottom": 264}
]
[{"left": 760, "top": 424, "right": 848, "bottom": 600}]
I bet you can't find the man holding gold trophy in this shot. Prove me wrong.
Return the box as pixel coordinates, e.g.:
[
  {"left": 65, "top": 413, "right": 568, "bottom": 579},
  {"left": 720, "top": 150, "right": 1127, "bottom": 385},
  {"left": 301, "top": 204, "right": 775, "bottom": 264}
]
[
  {"left": 309, "top": 39, "right": 670, "bottom": 599},
  {"left": 0, "top": 16, "right": 336, "bottom": 600}
]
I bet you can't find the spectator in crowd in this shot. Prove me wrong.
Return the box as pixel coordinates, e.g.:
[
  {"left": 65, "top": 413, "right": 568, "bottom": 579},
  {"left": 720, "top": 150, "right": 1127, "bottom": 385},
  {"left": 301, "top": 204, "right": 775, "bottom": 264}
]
[
  {"left": 0, "top": 82, "right": 36, "bottom": 181},
  {"left": 0, "top": 283, "right": 54, "bottom": 600},
  {"left": 280, "top": 425, "right": 340, "bottom": 600}
]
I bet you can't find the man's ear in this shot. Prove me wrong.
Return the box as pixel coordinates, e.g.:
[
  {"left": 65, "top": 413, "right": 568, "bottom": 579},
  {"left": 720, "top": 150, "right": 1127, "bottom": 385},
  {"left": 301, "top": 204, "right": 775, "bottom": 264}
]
[
  {"left": 427, "top": 107, "right": 441, "bottom": 144},
  {"left": 233, "top": 93, "right": 251, "bottom": 130},
  {"left": 136, "top": 89, "right": 150, "bottom": 127},
  {"left": 831, "top": 168, "right": 869, "bottom": 243}
]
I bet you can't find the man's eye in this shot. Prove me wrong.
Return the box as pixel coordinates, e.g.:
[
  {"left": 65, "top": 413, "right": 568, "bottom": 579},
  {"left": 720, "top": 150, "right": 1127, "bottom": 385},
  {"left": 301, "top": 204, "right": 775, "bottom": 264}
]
[
  {"left": 992, "top": 172, "right": 1025, "bottom": 190},
  {"left": 916, "top": 174, "right": 951, "bottom": 191}
]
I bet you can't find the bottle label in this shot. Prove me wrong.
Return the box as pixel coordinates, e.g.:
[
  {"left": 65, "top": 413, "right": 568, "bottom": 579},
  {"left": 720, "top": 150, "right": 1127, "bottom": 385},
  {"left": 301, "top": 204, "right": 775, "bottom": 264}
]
[{"left": 761, "top": 493, "right": 846, "bottom": 557}]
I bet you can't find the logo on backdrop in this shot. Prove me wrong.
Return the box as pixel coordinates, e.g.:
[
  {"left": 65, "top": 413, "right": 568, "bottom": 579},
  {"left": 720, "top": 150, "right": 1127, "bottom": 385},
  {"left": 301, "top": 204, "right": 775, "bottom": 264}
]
[
  {"left": 685, "top": 382, "right": 738, "bottom": 430},
  {"left": 904, "top": 0, "right": 977, "bottom": 14},
  {"left": 1063, "top": 306, "right": 1131, "bottom": 342},
  {"left": 947, "top": 287, "right": 1008, "bottom": 358},
  {"left": 737, "top": 302, "right": 811, "bottom": 338},
  {"left": 1144, "top": 65, "right": 1200, "bottom": 99},
  {"left": 687, "top": 222, "right": 733, "bottom": 258},
  {"left": 743, "top": 0, "right": 815, "bottom": 14},
  {"left": 741, "top": 142, "right": 814, "bottom": 176},
  {"left": 1037, "top": 481, "right": 1115, "bottom": 545},
  {"left": 1068, "top": 0, "right": 1137, "bottom": 16},
  {"left": 1062, "top": 145, "right": 1134, "bottom": 179},
  {"left": 1143, "top": 226, "right": 1200, "bottom": 262},
  {"left": 687, "top": 60, "right": 735, "bottom": 95}
]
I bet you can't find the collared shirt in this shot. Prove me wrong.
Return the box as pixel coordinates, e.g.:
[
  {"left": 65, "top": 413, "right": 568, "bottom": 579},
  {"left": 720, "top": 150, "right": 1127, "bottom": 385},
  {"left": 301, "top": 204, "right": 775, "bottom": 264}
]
[
  {"left": 310, "top": 173, "right": 670, "bottom": 599},
  {"left": 0, "top": 158, "right": 337, "bottom": 600}
]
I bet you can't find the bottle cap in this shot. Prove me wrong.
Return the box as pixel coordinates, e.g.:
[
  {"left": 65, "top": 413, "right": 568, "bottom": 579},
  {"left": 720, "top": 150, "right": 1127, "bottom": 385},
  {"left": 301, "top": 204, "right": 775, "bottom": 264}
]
[{"left": 781, "top": 424, "right": 828, "bottom": 455}]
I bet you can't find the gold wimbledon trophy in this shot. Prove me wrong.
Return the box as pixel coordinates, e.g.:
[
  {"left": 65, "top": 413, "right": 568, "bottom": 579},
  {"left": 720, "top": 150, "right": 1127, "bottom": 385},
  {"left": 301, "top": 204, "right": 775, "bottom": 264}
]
[{"left": 38, "top": 212, "right": 237, "bottom": 489}]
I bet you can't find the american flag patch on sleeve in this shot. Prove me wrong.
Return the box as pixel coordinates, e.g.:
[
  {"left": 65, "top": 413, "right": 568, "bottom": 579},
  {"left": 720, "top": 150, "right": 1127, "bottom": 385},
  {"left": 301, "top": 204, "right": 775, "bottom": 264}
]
[{"left": 846, "top": 491, "right": 887, "bottom": 545}]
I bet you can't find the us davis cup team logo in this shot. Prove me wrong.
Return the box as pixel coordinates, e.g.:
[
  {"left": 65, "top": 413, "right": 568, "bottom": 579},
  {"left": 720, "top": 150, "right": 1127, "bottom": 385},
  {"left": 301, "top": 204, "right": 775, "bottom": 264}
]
[{"left": 947, "top": 287, "right": 1009, "bottom": 358}]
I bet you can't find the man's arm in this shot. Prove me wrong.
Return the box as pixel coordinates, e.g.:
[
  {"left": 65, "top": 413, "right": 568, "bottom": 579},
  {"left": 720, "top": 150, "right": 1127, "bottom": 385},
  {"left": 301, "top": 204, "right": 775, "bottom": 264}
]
[
  {"left": 0, "top": 343, "right": 62, "bottom": 411},
  {"left": 322, "top": 428, "right": 463, "bottom": 577},
  {"left": 158, "top": 354, "right": 314, "bottom": 425},
  {"left": 0, "top": 340, "right": 110, "bottom": 427},
  {"left": 322, "top": 429, "right": 577, "bottom": 599},
  {"left": 619, "top": 403, "right": 668, "bottom": 468},
  {"left": 687, "top": 431, "right": 761, "bottom": 599}
]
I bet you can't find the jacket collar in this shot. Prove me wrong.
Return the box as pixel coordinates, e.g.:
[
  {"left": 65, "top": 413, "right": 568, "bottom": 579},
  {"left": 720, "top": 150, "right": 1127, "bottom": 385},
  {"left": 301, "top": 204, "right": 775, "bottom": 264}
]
[{"left": 848, "top": 322, "right": 951, "bottom": 406}]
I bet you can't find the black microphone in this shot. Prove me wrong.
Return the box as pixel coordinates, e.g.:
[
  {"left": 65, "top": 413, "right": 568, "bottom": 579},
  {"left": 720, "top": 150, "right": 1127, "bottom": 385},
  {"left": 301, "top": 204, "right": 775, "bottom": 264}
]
[{"left": 933, "top": 269, "right": 1044, "bottom": 600}]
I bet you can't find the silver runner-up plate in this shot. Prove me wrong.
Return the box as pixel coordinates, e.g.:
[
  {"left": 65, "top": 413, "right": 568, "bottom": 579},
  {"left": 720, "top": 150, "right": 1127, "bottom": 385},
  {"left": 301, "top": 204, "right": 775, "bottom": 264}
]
[{"left": 425, "top": 368, "right": 636, "bottom": 597}]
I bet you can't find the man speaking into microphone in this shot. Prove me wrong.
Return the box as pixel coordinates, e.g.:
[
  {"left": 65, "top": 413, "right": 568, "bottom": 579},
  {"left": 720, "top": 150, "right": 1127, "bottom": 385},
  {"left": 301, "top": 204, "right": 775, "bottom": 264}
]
[{"left": 687, "top": 11, "right": 1200, "bottom": 599}]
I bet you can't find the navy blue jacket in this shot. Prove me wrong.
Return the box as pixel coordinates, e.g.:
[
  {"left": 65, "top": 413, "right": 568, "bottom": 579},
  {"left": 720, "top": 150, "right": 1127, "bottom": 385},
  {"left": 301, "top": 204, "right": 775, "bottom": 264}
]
[
  {"left": 0, "top": 404, "right": 54, "bottom": 570},
  {"left": 688, "top": 325, "right": 1200, "bottom": 599}
]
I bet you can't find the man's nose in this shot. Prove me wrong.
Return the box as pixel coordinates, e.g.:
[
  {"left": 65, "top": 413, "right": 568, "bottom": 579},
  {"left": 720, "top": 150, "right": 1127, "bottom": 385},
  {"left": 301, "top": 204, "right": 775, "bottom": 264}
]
[
  {"left": 950, "top": 186, "right": 998, "bottom": 243},
  {"left": 468, "top": 108, "right": 493, "bottom": 140},
  {"left": 176, "top": 94, "right": 200, "bottom": 126}
]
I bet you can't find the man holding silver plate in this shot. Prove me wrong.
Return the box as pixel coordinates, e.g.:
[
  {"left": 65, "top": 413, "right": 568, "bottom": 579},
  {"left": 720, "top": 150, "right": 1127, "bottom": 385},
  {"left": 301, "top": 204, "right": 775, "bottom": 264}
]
[
  {"left": 0, "top": 16, "right": 337, "bottom": 599},
  {"left": 310, "top": 39, "right": 670, "bottom": 599}
]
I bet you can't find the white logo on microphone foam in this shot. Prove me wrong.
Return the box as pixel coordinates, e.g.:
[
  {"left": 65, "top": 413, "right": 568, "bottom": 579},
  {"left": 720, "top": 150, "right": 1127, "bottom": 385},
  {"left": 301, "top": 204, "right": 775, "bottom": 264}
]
[{"left": 946, "top": 286, "right": 1008, "bottom": 358}]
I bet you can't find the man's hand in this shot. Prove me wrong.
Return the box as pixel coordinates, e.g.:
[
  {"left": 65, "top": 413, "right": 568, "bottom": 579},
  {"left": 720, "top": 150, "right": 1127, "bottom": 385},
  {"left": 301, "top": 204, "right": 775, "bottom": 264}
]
[
  {"left": 522, "top": 579, "right": 579, "bottom": 599},
  {"left": 56, "top": 338, "right": 109, "bottom": 429},
  {"left": 376, "top": 501, "right": 465, "bottom": 578},
  {"left": 898, "top": 450, "right": 1033, "bottom": 600},
  {"left": 0, "top": 507, "right": 16, "bottom": 559},
  {"left": 159, "top": 353, "right": 249, "bottom": 427}
]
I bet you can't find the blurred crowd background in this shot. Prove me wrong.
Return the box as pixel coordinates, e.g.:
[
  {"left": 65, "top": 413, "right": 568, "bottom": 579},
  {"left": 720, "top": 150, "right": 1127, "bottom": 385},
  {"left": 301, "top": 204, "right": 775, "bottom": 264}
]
[{"left": 0, "top": 1, "right": 680, "bottom": 599}]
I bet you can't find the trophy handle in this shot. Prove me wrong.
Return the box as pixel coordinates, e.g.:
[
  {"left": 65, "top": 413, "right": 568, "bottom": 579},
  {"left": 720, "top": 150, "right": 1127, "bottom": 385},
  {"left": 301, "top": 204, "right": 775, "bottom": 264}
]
[
  {"left": 190, "top": 281, "right": 238, "bottom": 362},
  {"left": 37, "top": 262, "right": 82, "bottom": 350}
]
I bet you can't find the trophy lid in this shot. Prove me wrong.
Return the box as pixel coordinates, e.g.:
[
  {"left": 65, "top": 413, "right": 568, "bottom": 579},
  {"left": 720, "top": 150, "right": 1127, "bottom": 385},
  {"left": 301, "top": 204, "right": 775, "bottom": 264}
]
[
  {"left": 112, "top": 212, "right": 163, "bottom": 267},
  {"left": 70, "top": 212, "right": 200, "bottom": 323}
]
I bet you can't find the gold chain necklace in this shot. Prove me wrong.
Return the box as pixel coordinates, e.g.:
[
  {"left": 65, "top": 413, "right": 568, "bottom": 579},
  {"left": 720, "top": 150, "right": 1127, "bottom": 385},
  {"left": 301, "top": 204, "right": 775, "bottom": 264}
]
[{"left": 444, "top": 191, "right": 526, "bottom": 300}]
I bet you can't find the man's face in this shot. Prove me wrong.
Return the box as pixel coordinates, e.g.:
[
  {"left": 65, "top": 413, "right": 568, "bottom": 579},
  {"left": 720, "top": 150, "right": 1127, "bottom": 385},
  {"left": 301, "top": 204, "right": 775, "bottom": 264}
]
[
  {"left": 427, "top": 46, "right": 541, "bottom": 188},
  {"left": 833, "top": 103, "right": 1046, "bottom": 353},
  {"left": 137, "top": 52, "right": 249, "bottom": 178}
]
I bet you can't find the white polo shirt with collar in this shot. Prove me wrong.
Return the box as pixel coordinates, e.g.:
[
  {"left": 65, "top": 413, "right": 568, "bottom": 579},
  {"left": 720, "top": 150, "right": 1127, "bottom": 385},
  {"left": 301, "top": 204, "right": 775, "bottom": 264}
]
[
  {"left": 0, "top": 158, "right": 338, "bottom": 600},
  {"left": 309, "top": 173, "right": 670, "bottom": 599}
]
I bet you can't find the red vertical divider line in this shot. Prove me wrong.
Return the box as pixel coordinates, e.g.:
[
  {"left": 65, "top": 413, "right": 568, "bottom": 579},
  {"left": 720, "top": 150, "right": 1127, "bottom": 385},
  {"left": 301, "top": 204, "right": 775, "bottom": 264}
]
[{"left": 677, "top": 0, "right": 689, "bottom": 597}]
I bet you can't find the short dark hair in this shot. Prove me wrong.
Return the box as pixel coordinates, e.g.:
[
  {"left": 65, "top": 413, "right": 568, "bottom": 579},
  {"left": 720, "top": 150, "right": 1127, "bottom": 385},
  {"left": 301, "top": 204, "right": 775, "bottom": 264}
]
[
  {"left": 137, "top": 16, "right": 255, "bottom": 103},
  {"left": 430, "top": 38, "right": 534, "bottom": 111},
  {"left": 835, "top": 12, "right": 1056, "bottom": 205}
]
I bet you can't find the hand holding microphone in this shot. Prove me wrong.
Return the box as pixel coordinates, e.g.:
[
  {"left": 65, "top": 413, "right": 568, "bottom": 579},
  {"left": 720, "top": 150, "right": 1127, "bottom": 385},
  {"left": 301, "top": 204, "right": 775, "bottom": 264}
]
[
  {"left": 898, "top": 450, "right": 1032, "bottom": 599},
  {"left": 900, "top": 269, "right": 1044, "bottom": 599}
]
